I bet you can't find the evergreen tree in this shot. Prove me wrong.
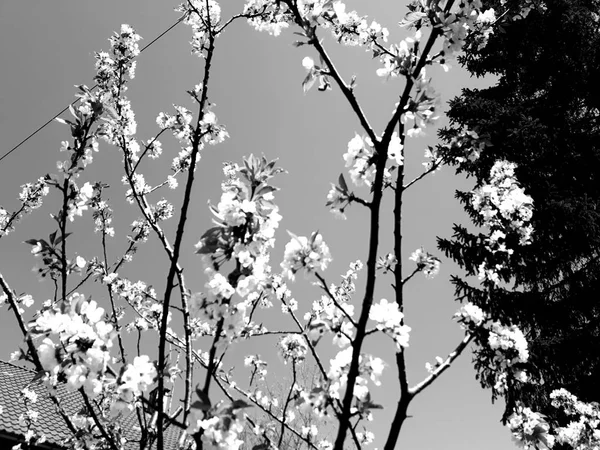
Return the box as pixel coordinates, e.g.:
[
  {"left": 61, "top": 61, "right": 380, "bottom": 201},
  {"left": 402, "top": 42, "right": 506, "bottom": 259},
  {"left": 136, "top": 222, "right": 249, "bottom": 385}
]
[{"left": 438, "top": 0, "right": 600, "bottom": 430}]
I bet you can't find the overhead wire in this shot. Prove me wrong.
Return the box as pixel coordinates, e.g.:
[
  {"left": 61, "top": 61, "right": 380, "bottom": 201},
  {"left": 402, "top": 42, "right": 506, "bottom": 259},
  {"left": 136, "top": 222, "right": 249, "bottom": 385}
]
[{"left": 0, "top": 13, "right": 187, "bottom": 166}]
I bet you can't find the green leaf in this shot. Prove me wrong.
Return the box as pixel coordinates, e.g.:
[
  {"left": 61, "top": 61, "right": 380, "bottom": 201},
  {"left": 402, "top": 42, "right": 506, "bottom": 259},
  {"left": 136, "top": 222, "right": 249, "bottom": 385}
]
[
  {"left": 190, "top": 400, "right": 211, "bottom": 412},
  {"left": 230, "top": 399, "right": 252, "bottom": 410},
  {"left": 302, "top": 71, "right": 317, "bottom": 94},
  {"left": 69, "top": 104, "right": 78, "bottom": 119},
  {"left": 193, "top": 386, "right": 212, "bottom": 411},
  {"left": 399, "top": 11, "right": 426, "bottom": 28},
  {"left": 54, "top": 232, "right": 72, "bottom": 246},
  {"left": 31, "top": 369, "right": 47, "bottom": 383},
  {"left": 255, "top": 185, "right": 277, "bottom": 198},
  {"left": 338, "top": 173, "right": 349, "bottom": 193},
  {"left": 55, "top": 117, "right": 72, "bottom": 126},
  {"left": 195, "top": 227, "right": 226, "bottom": 254}
]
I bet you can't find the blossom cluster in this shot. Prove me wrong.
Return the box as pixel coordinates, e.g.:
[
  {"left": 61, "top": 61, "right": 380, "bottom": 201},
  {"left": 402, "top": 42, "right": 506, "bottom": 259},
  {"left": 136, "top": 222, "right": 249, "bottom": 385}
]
[
  {"left": 437, "top": 0, "right": 496, "bottom": 58},
  {"left": 55, "top": 87, "right": 103, "bottom": 177},
  {"left": 326, "top": 174, "right": 352, "bottom": 220},
  {"left": 507, "top": 388, "right": 600, "bottom": 449},
  {"left": 29, "top": 293, "right": 116, "bottom": 398},
  {"left": 376, "top": 31, "right": 419, "bottom": 79},
  {"left": 192, "top": 156, "right": 284, "bottom": 346},
  {"left": 342, "top": 133, "right": 400, "bottom": 187},
  {"left": 294, "top": 0, "right": 389, "bottom": 53},
  {"left": 243, "top": 0, "right": 293, "bottom": 37},
  {"left": 454, "top": 302, "right": 487, "bottom": 330},
  {"left": 281, "top": 231, "right": 332, "bottom": 280},
  {"left": 245, "top": 0, "right": 389, "bottom": 54},
  {"left": 111, "top": 355, "right": 157, "bottom": 414},
  {"left": 279, "top": 334, "right": 309, "bottom": 363},
  {"left": 95, "top": 25, "right": 140, "bottom": 148},
  {"left": 90, "top": 191, "right": 115, "bottom": 238},
  {"left": 409, "top": 247, "right": 441, "bottom": 278},
  {"left": 400, "top": 70, "right": 440, "bottom": 138},
  {"left": 327, "top": 347, "right": 385, "bottom": 418},
  {"left": 507, "top": 405, "right": 553, "bottom": 449},
  {"left": 305, "top": 295, "right": 354, "bottom": 348},
  {"left": 0, "top": 177, "right": 49, "bottom": 238},
  {"left": 95, "top": 24, "right": 140, "bottom": 93},
  {"left": 67, "top": 182, "right": 94, "bottom": 221},
  {"left": 176, "top": 0, "right": 221, "bottom": 57},
  {"left": 471, "top": 160, "right": 534, "bottom": 284},
  {"left": 485, "top": 322, "right": 530, "bottom": 393},
  {"left": 15, "top": 386, "right": 46, "bottom": 450},
  {"left": 102, "top": 274, "right": 161, "bottom": 332},
  {"left": 369, "top": 298, "right": 411, "bottom": 349},
  {"left": 549, "top": 389, "right": 600, "bottom": 449},
  {"left": 300, "top": 262, "right": 361, "bottom": 348}
]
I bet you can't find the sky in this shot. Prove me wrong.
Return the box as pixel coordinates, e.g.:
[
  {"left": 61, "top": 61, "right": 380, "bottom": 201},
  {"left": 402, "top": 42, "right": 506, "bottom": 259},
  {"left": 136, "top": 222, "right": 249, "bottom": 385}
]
[{"left": 0, "top": 1, "right": 519, "bottom": 449}]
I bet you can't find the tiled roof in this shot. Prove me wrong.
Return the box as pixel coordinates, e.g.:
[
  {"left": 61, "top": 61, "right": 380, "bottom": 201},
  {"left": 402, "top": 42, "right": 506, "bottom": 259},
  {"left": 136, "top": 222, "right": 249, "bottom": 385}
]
[{"left": 0, "top": 361, "right": 184, "bottom": 449}]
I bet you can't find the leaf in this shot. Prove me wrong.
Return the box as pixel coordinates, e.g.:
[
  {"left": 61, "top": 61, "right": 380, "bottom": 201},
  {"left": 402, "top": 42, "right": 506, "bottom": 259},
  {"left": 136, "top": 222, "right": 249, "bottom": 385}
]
[
  {"left": 230, "top": 399, "right": 253, "bottom": 410},
  {"left": 302, "top": 71, "right": 317, "bottom": 94},
  {"left": 49, "top": 231, "right": 57, "bottom": 246},
  {"left": 255, "top": 185, "right": 277, "bottom": 198},
  {"left": 399, "top": 11, "right": 426, "bottom": 28},
  {"left": 31, "top": 370, "right": 47, "bottom": 383},
  {"left": 190, "top": 400, "right": 211, "bottom": 412},
  {"left": 193, "top": 386, "right": 212, "bottom": 411},
  {"left": 195, "top": 227, "right": 225, "bottom": 254},
  {"left": 286, "top": 230, "right": 299, "bottom": 241},
  {"left": 24, "top": 239, "right": 39, "bottom": 246},
  {"left": 69, "top": 104, "right": 78, "bottom": 119},
  {"left": 54, "top": 232, "right": 72, "bottom": 246},
  {"left": 292, "top": 41, "right": 306, "bottom": 47},
  {"left": 338, "top": 173, "right": 349, "bottom": 193},
  {"left": 55, "top": 117, "right": 72, "bottom": 126}
]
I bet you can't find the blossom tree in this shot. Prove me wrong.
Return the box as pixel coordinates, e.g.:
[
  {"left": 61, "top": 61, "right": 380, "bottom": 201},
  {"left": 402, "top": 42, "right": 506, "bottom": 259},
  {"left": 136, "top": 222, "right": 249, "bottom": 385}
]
[{"left": 0, "top": 1, "right": 596, "bottom": 450}]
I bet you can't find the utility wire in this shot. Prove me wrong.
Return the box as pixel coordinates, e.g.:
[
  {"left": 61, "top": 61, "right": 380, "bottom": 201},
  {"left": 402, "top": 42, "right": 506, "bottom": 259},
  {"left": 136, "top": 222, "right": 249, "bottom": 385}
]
[{"left": 0, "top": 14, "right": 187, "bottom": 166}]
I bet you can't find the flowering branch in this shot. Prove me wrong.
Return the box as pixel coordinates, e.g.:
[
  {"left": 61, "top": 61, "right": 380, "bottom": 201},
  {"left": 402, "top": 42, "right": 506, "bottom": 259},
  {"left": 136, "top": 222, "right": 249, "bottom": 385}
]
[
  {"left": 0, "top": 272, "right": 79, "bottom": 438},
  {"left": 284, "top": 0, "right": 377, "bottom": 144},
  {"left": 315, "top": 272, "right": 358, "bottom": 328},
  {"left": 0, "top": 273, "right": 42, "bottom": 370},
  {"left": 80, "top": 392, "right": 120, "bottom": 450}
]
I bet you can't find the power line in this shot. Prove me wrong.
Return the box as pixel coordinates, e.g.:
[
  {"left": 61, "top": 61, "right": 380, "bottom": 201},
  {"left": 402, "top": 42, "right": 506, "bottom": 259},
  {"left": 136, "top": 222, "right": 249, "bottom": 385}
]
[{"left": 0, "top": 14, "right": 187, "bottom": 166}]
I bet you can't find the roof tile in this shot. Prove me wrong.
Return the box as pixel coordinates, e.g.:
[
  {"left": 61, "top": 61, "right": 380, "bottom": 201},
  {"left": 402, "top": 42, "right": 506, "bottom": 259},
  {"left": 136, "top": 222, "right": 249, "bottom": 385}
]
[{"left": 0, "top": 361, "right": 184, "bottom": 449}]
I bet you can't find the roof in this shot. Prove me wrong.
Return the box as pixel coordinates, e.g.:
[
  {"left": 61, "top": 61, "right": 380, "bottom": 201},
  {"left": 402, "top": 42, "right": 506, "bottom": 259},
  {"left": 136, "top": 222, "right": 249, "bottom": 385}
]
[{"left": 0, "top": 360, "right": 184, "bottom": 449}]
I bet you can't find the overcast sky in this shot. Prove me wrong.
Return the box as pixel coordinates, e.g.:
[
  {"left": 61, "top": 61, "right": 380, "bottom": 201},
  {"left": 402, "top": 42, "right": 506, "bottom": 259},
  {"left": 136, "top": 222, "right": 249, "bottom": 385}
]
[{"left": 0, "top": 2, "right": 518, "bottom": 449}]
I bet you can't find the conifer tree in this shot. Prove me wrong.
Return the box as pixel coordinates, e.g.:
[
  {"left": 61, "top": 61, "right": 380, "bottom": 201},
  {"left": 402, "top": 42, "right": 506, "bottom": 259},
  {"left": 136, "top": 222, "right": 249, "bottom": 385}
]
[{"left": 439, "top": 0, "right": 600, "bottom": 432}]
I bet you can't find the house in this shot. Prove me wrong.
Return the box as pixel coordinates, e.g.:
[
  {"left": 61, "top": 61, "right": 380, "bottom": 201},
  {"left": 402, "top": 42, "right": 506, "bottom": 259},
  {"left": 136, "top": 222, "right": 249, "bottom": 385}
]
[{"left": 0, "top": 360, "right": 184, "bottom": 449}]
